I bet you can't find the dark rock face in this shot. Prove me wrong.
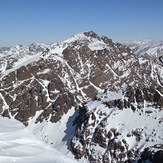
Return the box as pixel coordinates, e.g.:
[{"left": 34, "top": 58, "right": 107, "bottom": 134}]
[
  {"left": 83, "top": 31, "right": 101, "bottom": 40},
  {"left": 153, "top": 150, "right": 163, "bottom": 163},
  {"left": 137, "top": 148, "right": 163, "bottom": 163}
]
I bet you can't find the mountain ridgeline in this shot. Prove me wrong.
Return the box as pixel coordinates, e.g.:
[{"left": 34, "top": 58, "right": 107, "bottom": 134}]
[{"left": 0, "top": 31, "right": 163, "bottom": 163}]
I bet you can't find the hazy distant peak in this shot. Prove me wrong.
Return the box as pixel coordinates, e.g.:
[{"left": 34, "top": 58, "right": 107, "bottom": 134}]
[{"left": 126, "top": 39, "right": 153, "bottom": 45}]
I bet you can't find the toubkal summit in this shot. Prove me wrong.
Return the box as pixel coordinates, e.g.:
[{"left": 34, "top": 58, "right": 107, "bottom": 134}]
[{"left": 0, "top": 31, "right": 163, "bottom": 163}]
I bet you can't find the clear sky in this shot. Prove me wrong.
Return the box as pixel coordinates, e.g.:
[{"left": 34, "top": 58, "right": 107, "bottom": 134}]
[{"left": 0, "top": 0, "right": 163, "bottom": 47}]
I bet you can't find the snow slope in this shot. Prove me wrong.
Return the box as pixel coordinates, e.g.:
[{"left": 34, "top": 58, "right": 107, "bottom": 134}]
[
  {"left": 27, "top": 108, "right": 78, "bottom": 161},
  {"left": 0, "top": 117, "right": 77, "bottom": 163}
]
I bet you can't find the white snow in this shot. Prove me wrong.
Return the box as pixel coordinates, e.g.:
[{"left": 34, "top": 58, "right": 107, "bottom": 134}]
[
  {"left": 0, "top": 59, "right": 7, "bottom": 73},
  {"left": 97, "top": 89, "right": 124, "bottom": 102},
  {"left": 63, "top": 33, "right": 86, "bottom": 44},
  {"left": 37, "top": 68, "right": 51, "bottom": 75},
  {"left": 138, "top": 57, "right": 148, "bottom": 64},
  {"left": 50, "top": 44, "right": 66, "bottom": 56},
  {"left": 0, "top": 93, "right": 9, "bottom": 113},
  {"left": 27, "top": 107, "right": 78, "bottom": 161},
  {"left": 0, "top": 116, "right": 78, "bottom": 163}
]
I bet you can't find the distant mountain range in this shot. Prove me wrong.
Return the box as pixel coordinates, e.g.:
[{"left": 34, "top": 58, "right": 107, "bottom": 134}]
[
  {"left": 126, "top": 39, "right": 163, "bottom": 61},
  {"left": 0, "top": 31, "right": 163, "bottom": 163}
]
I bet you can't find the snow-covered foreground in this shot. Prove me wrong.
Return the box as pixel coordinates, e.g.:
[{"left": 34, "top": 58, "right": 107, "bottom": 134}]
[{"left": 0, "top": 117, "right": 77, "bottom": 163}]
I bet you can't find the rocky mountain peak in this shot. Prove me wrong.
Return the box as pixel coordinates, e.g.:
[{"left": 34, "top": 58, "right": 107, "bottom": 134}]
[
  {"left": 83, "top": 31, "right": 101, "bottom": 40},
  {"left": 62, "top": 31, "right": 114, "bottom": 51},
  {"left": 0, "top": 31, "right": 163, "bottom": 162}
]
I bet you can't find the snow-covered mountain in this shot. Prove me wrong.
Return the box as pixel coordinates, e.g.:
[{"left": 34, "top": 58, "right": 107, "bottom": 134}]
[
  {"left": 126, "top": 40, "right": 163, "bottom": 64},
  {"left": 0, "top": 31, "right": 163, "bottom": 162}
]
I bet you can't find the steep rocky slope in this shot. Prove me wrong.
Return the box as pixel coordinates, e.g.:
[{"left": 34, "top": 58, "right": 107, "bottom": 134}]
[
  {"left": 0, "top": 31, "right": 163, "bottom": 162},
  {"left": 71, "top": 88, "right": 163, "bottom": 162}
]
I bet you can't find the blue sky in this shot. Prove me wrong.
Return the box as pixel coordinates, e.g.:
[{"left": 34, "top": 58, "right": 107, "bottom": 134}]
[{"left": 0, "top": 0, "right": 163, "bottom": 46}]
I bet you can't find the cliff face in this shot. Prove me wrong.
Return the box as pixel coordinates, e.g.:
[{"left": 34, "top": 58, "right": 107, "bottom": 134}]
[{"left": 0, "top": 31, "right": 163, "bottom": 162}]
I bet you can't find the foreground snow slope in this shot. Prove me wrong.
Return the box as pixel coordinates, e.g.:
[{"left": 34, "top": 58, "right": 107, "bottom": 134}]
[{"left": 0, "top": 117, "right": 77, "bottom": 163}]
